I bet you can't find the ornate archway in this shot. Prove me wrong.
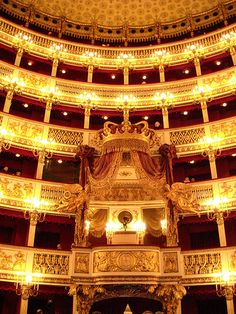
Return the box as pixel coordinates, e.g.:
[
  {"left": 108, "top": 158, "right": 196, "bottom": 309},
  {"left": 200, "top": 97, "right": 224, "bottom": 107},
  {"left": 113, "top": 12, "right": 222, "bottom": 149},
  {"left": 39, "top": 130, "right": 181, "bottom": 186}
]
[{"left": 69, "top": 284, "right": 186, "bottom": 314}]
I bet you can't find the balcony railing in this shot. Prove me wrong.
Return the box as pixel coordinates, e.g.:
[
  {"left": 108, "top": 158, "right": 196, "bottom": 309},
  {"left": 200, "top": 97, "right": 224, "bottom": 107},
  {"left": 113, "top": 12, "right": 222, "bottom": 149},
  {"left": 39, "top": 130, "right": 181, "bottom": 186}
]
[
  {"left": 0, "top": 244, "right": 235, "bottom": 286},
  {"left": 0, "top": 174, "right": 235, "bottom": 214},
  {"left": 1, "top": 61, "right": 236, "bottom": 108},
  {"left": 1, "top": 18, "right": 236, "bottom": 67},
  {"left": 0, "top": 112, "right": 235, "bottom": 157}
]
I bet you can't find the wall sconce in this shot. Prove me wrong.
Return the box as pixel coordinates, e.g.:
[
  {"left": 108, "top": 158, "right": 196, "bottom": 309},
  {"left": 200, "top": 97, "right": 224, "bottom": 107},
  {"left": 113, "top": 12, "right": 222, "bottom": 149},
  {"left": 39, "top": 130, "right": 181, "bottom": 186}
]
[
  {"left": 78, "top": 91, "right": 98, "bottom": 110},
  {"left": 216, "top": 272, "right": 236, "bottom": 300},
  {"left": 204, "top": 197, "right": 230, "bottom": 225},
  {"left": 48, "top": 43, "right": 67, "bottom": 60},
  {"left": 32, "top": 138, "right": 55, "bottom": 164},
  {"left": 0, "top": 127, "right": 14, "bottom": 152},
  {"left": 198, "top": 135, "right": 222, "bottom": 162},
  {"left": 160, "top": 219, "right": 167, "bottom": 235},
  {"left": 24, "top": 198, "right": 48, "bottom": 225},
  {"left": 184, "top": 43, "right": 205, "bottom": 60},
  {"left": 81, "top": 51, "right": 100, "bottom": 66},
  {"left": 40, "top": 86, "right": 61, "bottom": 110},
  {"left": 133, "top": 220, "right": 146, "bottom": 244},
  {"left": 105, "top": 221, "right": 118, "bottom": 245},
  {"left": 3, "top": 75, "right": 25, "bottom": 95},
  {"left": 220, "top": 32, "right": 236, "bottom": 49},
  {"left": 116, "top": 94, "right": 136, "bottom": 122},
  {"left": 192, "top": 85, "right": 212, "bottom": 103},
  {"left": 13, "top": 32, "right": 33, "bottom": 52},
  {"left": 117, "top": 53, "right": 134, "bottom": 67},
  {"left": 151, "top": 50, "right": 170, "bottom": 64},
  {"left": 154, "top": 92, "right": 174, "bottom": 111},
  {"left": 15, "top": 272, "right": 41, "bottom": 300}
]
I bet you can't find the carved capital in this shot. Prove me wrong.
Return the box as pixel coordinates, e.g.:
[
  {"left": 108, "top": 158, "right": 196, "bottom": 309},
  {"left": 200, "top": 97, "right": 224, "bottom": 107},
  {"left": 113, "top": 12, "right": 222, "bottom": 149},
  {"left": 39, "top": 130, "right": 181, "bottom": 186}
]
[
  {"left": 156, "top": 284, "right": 186, "bottom": 314},
  {"left": 162, "top": 107, "right": 168, "bottom": 115},
  {"left": 17, "top": 48, "right": 24, "bottom": 57},
  {"left": 52, "top": 58, "right": 59, "bottom": 67},
  {"left": 194, "top": 56, "right": 200, "bottom": 66},
  {"left": 46, "top": 100, "right": 52, "bottom": 111},
  {"left": 84, "top": 107, "right": 91, "bottom": 117},
  {"left": 77, "top": 285, "right": 105, "bottom": 314},
  {"left": 159, "top": 64, "right": 165, "bottom": 72},
  {"left": 200, "top": 100, "right": 208, "bottom": 111},
  {"left": 123, "top": 66, "right": 129, "bottom": 74},
  {"left": 88, "top": 65, "right": 94, "bottom": 73},
  {"left": 6, "top": 90, "right": 14, "bottom": 100},
  {"left": 229, "top": 46, "right": 236, "bottom": 56}
]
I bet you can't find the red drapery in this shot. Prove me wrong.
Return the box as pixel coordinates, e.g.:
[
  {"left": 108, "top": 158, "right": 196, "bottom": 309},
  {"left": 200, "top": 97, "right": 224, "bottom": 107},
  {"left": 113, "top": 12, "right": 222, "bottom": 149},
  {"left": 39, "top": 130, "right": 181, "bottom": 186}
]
[
  {"left": 137, "top": 151, "right": 163, "bottom": 179},
  {"left": 89, "top": 152, "right": 116, "bottom": 180}
]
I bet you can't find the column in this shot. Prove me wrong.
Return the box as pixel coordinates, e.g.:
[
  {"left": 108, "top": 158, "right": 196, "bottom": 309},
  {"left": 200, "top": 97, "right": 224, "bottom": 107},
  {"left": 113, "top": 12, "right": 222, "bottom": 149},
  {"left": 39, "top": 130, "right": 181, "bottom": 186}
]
[
  {"left": 69, "top": 284, "right": 78, "bottom": 314},
  {"left": 208, "top": 154, "right": 218, "bottom": 179},
  {"left": 87, "top": 65, "right": 94, "bottom": 83},
  {"left": 200, "top": 100, "right": 209, "bottom": 123},
  {"left": 162, "top": 108, "right": 169, "bottom": 129},
  {"left": 123, "top": 66, "right": 129, "bottom": 85},
  {"left": 177, "top": 300, "right": 182, "bottom": 314},
  {"left": 3, "top": 90, "right": 13, "bottom": 113},
  {"left": 155, "top": 284, "right": 186, "bottom": 314},
  {"left": 84, "top": 107, "right": 90, "bottom": 129},
  {"left": 35, "top": 153, "right": 45, "bottom": 179},
  {"left": 226, "top": 297, "right": 234, "bottom": 314},
  {"left": 76, "top": 285, "right": 97, "bottom": 314},
  {"left": 216, "top": 213, "right": 227, "bottom": 247},
  {"left": 15, "top": 49, "right": 24, "bottom": 67},
  {"left": 44, "top": 101, "right": 52, "bottom": 123},
  {"left": 229, "top": 47, "right": 236, "bottom": 65},
  {"left": 51, "top": 58, "right": 59, "bottom": 77},
  {"left": 194, "top": 57, "right": 202, "bottom": 76},
  {"left": 83, "top": 108, "right": 90, "bottom": 145},
  {"left": 19, "top": 297, "right": 28, "bottom": 314},
  {"left": 72, "top": 294, "right": 78, "bottom": 314},
  {"left": 27, "top": 222, "right": 37, "bottom": 247},
  {"left": 159, "top": 65, "right": 165, "bottom": 82}
]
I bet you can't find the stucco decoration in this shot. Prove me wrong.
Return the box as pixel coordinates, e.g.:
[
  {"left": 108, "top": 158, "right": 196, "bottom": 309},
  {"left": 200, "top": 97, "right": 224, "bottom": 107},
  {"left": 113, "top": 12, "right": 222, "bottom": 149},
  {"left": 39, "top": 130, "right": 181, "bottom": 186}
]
[{"left": 18, "top": 0, "right": 221, "bottom": 27}]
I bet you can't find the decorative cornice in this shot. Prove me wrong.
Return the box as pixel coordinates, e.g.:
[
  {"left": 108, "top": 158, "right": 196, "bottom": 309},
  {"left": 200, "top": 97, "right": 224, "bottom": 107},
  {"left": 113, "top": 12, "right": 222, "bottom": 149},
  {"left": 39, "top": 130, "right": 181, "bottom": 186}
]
[
  {"left": 0, "top": 245, "right": 236, "bottom": 288},
  {"left": 1, "top": 61, "right": 236, "bottom": 109},
  {"left": 0, "top": 1, "right": 236, "bottom": 43},
  {"left": 1, "top": 18, "right": 236, "bottom": 68}
]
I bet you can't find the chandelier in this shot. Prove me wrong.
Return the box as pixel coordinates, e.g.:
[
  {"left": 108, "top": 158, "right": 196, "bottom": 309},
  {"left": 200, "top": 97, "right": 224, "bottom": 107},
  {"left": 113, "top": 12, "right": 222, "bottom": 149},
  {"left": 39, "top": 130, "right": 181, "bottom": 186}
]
[
  {"left": 0, "top": 127, "right": 15, "bottom": 152},
  {"left": 15, "top": 273, "right": 40, "bottom": 300},
  {"left": 198, "top": 135, "right": 223, "bottom": 161},
  {"left": 154, "top": 91, "right": 174, "bottom": 111},
  {"left": 24, "top": 198, "right": 49, "bottom": 225},
  {"left": 32, "top": 138, "right": 55, "bottom": 164},
  {"left": 204, "top": 197, "right": 230, "bottom": 224},
  {"left": 216, "top": 272, "right": 236, "bottom": 300},
  {"left": 78, "top": 91, "right": 99, "bottom": 110}
]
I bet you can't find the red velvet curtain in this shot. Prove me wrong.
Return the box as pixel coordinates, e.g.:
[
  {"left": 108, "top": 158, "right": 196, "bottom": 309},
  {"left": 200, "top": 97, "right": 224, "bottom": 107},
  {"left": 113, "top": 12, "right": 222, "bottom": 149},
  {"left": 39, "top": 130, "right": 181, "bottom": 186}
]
[
  {"left": 159, "top": 144, "right": 176, "bottom": 185},
  {"left": 89, "top": 152, "right": 116, "bottom": 180},
  {"left": 76, "top": 145, "right": 95, "bottom": 188},
  {"left": 137, "top": 151, "right": 163, "bottom": 179}
]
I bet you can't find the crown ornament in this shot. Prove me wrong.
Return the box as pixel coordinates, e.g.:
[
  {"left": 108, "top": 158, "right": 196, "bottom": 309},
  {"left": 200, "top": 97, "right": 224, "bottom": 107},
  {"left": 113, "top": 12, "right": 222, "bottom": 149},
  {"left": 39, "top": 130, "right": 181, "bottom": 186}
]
[{"left": 94, "top": 110, "right": 158, "bottom": 154}]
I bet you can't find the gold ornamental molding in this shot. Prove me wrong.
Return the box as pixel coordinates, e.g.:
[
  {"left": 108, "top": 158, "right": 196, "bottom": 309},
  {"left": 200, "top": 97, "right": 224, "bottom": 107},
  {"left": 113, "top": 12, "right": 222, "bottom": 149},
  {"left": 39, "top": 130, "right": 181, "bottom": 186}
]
[
  {"left": 0, "top": 174, "right": 236, "bottom": 215},
  {"left": 1, "top": 61, "right": 236, "bottom": 109},
  {"left": 0, "top": 167, "right": 235, "bottom": 215},
  {"left": 1, "top": 245, "right": 236, "bottom": 287},
  {"left": 1, "top": 18, "right": 236, "bottom": 68},
  {"left": 0, "top": 1, "right": 236, "bottom": 43},
  {"left": 93, "top": 250, "right": 159, "bottom": 273},
  {"left": 0, "top": 111, "right": 236, "bottom": 157}
]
